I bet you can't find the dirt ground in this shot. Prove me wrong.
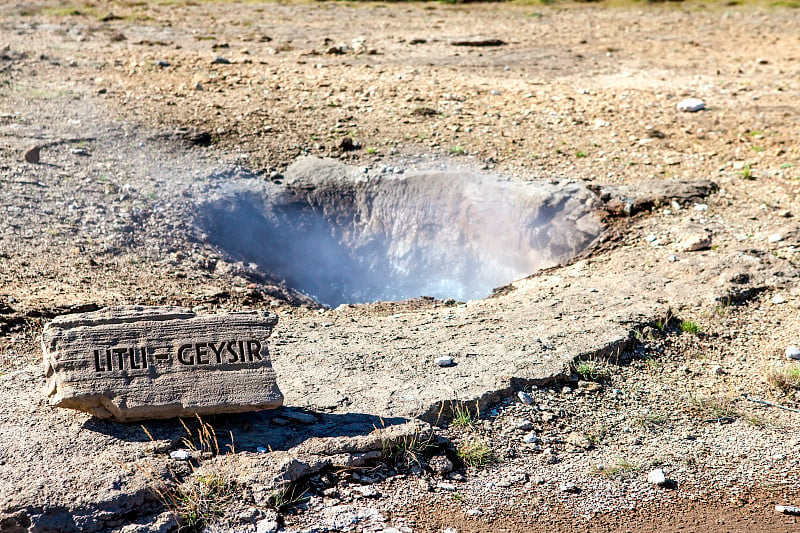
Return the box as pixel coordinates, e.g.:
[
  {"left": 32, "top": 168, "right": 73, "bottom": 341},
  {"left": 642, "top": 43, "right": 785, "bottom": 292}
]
[{"left": 2, "top": 0, "right": 800, "bottom": 531}]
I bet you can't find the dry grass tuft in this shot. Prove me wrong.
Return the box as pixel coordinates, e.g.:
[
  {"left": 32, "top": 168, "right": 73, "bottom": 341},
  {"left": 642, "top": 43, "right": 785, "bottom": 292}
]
[{"left": 766, "top": 365, "right": 800, "bottom": 393}]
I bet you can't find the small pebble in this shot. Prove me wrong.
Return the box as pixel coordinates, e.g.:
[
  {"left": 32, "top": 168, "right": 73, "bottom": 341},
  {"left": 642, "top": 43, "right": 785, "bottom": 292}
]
[
  {"left": 212, "top": 56, "right": 231, "bottom": 64},
  {"left": 772, "top": 295, "right": 786, "bottom": 305},
  {"left": 170, "top": 449, "right": 190, "bottom": 460},
  {"left": 256, "top": 519, "right": 279, "bottom": 533},
  {"left": 157, "top": 60, "right": 170, "bottom": 67},
  {"left": 435, "top": 355, "right": 454, "bottom": 367},
  {"left": 24, "top": 145, "right": 40, "bottom": 164},
  {"left": 517, "top": 391, "right": 534, "bottom": 405},
  {"left": 693, "top": 203, "right": 709, "bottom": 212},
  {"left": 559, "top": 482, "right": 579, "bottom": 493},
  {"left": 514, "top": 419, "right": 535, "bottom": 431},
  {"left": 769, "top": 234, "right": 784, "bottom": 243},
  {"left": 677, "top": 98, "right": 705, "bottom": 112},
  {"left": 647, "top": 468, "right": 667, "bottom": 486},
  {"left": 668, "top": 255, "right": 678, "bottom": 262},
  {"left": 786, "top": 346, "right": 800, "bottom": 360},
  {"left": 775, "top": 505, "right": 800, "bottom": 516},
  {"left": 466, "top": 508, "right": 483, "bottom": 517},
  {"left": 523, "top": 432, "right": 540, "bottom": 444}
]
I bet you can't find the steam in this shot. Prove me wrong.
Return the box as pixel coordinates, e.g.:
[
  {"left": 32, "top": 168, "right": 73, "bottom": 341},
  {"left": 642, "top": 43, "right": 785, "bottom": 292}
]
[{"left": 199, "top": 158, "right": 602, "bottom": 307}]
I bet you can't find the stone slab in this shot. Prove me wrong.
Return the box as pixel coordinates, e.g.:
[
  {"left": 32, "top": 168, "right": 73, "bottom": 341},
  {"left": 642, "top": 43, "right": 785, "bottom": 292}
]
[{"left": 42, "top": 305, "right": 283, "bottom": 421}]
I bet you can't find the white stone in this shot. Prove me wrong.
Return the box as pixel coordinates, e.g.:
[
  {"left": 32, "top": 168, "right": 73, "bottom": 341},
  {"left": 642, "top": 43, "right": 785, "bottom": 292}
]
[
  {"left": 523, "top": 432, "right": 540, "bottom": 444},
  {"left": 786, "top": 346, "right": 800, "bottom": 360},
  {"left": 559, "top": 482, "right": 579, "bottom": 493},
  {"left": 170, "top": 449, "right": 190, "bottom": 461},
  {"left": 517, "top": 391, "right": 534, "bottom": 404},
  {"left": 647, "top": 468, "right": 667, "bottom": 485},
  {"left": 769, "top": 233, "right": 784, "bottom": 243},
  {"left": 693, "top": 203, "right": 709, "bottom": 211},
  {"left": 772, "top": 295, "right": 786, "bottom": 305},
  {"left": 775, "top": 505, "right": 800, "bottom": 515},
  {"left": 677, "top": 98, "right": 705, "bottom": 112},
  {"left": 466, "top": 508, "right": 483, "bottom": 516},
  {"left": 256, "top": 519, "right": 279, "bottom": 533},
  {"left": 435, "top": 355, "right": 454, "bottom": 367}
]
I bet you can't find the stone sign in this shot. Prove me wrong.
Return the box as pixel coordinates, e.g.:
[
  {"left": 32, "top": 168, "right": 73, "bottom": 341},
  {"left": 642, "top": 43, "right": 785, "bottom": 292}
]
[{"left": 42, "top": 306, "right": 283, "bottom": 421}]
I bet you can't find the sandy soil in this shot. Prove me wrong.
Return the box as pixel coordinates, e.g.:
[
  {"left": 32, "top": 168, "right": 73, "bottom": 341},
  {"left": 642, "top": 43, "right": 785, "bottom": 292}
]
[{"left": 2, "top": 1, "right": 800, "bottom": 531}]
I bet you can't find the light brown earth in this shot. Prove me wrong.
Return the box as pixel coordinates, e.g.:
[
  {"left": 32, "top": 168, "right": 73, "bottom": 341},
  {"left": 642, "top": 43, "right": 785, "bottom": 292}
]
[{"left": 2, "top": 1, "right": 800, "bottom": 532}]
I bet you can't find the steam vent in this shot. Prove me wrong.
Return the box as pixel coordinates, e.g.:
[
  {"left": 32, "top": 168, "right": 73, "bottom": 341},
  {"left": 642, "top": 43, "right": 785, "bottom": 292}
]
[{"left": 199, "top": 157, "right": 603, "bottom": 306}]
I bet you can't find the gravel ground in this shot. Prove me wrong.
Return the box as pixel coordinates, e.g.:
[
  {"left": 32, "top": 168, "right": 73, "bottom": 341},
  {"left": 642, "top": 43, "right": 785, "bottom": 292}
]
[{"left": 2, "top": 1, "right": 800, "bottom": 531}]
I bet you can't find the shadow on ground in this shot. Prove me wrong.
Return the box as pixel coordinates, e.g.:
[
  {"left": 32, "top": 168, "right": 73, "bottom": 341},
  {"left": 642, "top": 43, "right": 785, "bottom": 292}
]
[{"left": 82, "top": 408, "right": 409, "bottom": 452}]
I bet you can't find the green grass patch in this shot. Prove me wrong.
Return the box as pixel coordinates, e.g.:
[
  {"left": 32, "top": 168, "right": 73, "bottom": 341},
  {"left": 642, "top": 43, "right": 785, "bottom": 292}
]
[
  {"left": 680, "top": 320, "right": 701, "bottom": 334},
  {"left": 457, "top": 437, "right": 494, "bottom": 468},
  {"left": 573, "top": 359, "right": 610, "bottom": 381},
  {"left": 451, "top": 402, "right": 479, "bottom": 428}
]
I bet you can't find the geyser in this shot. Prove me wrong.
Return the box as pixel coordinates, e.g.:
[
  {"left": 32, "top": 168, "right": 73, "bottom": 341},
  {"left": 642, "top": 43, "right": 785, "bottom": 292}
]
[{"left": 199, "top": 157, "right": 603, "bottom": 307}]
